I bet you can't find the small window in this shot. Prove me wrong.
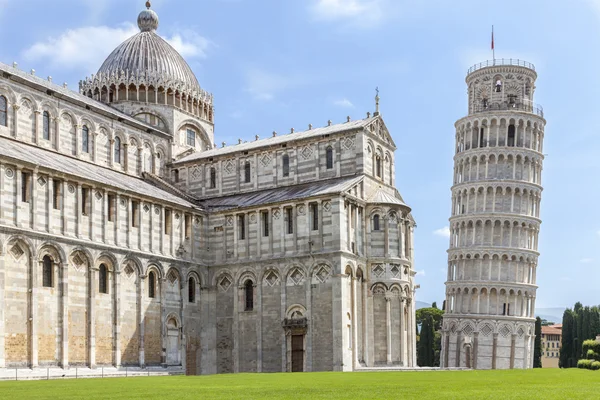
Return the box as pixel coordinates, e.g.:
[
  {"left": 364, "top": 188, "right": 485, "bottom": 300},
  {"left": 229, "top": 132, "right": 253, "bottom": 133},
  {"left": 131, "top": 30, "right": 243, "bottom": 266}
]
[
  {"left": 52, "top": 179, "right": 62, "bottom": 210},
  {"left": 42, "top": 255, "right": 53, "bottom": 288},
  {"left": 373, "top": 214, "right": 380, "bottom": 231},
  {"left": 375, "top": 156, "right": 382, "bottom": 178},
  {"left": 185, "top": 214, "right": 192, "bottom": 239},
  {"left": 245, "top": 280, "right": 254, "bottom": 311},
  {"left": 21, "top": 171, "right": 31, "bottom": 203},
  {"left": 82, "top": 125, "right": 90, "bottom": 153},
  {"left": 238, "top": 214, "right": 246, "bottom": 240},
  {"left": 495, "top": 79, "right": 502, "bottom": 92},
  {"left": 43, "top": 111, "right": 50, "bottom": 140},
  {"left": 174, "top": 169, "right": 179, "bottom": 183},
  {"left": 107, "top": 194, "right": 116, "bottom": 222},
  {"left": 114, "top": 137, "right": 121, "bottom": 164},
  {"left": 286, "top": 207, "right": 293, "bottom": 234},
  {"left": 282, "top": 154, "right": 290, "bottom": 177},
  {"left": 311, "top": 203, "right": 319, "bottom": 231},
  {"left": 210, "top": 167, "right": 216, "bottom": 189},
  {"left": 326, "top": 146, "right": 333, "bottom": 169},
  {"left": 188, "top": 277, "right": 196, "bottom": 303},
  {"left": 0, "top": 95, "right": 7, "bottom": 127},
  {"left": 165, "top": 209, "right": 172, "bottom": 235},
  {"left": 131, "top": 200, "right": 139, "bottom": 227},
  {"left": 262, "top": 211, "right": 269, "bottom": 237},
  {"left": 186, "top": 129, "right": 196, "bottom": 147},
  {"left": 148, "top": 271, "right": 156, "bottom": 298},
  {"left": 244, "top": 161, "right": 251, "bottom": 183},
  {"left": 99, "top": 264, "right": 108, "bottom": 294},
  {"left": 81, "top": 187, "right": 90, "bottom": 216},
  {"left": 508, "top": 124, "right": 516, "bottom": 147}
]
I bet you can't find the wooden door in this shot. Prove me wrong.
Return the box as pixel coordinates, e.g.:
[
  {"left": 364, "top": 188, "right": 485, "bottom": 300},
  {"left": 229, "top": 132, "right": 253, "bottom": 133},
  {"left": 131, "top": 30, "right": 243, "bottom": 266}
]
[{"left": 291, "top": 335, "right": 304, "bottom": 372}]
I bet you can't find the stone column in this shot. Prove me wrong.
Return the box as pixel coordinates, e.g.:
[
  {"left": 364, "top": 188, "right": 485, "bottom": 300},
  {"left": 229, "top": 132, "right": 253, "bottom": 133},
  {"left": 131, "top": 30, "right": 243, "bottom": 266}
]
[
  {"left": 34, "top": 110, "right": 41, "bottom": 144},
  {"left": 510, "top": 333, "right": 516, "bottom": 369},
  {"left": 473, "top": 331, "right": 479, "bottom": 369},
  {"left": 385, "top": 295, "right": 392, "bottom": 365},
  {"left": 53, "top": 117, "right": 60, "bottom": 151},
  {"left": 12, "top": 104, "right": 19, "bottom": 138},
  {"left": 114, "top": 270, "right": 121, "bottom": 367},
  {"left": 74, "top": 125, "right": 80, "bottom": 157},
  {"left": 232, "top": 282, "right": 239, "bottom": 373},
  {"left": 138, "top": 275, "right": 145, "bottom": 367},
  {"left": 61, "top": 261, "right": 69, "bottom": 368},
  {"left": 89, "top": 266, "right": 97, "bottom": 368},
  {"left": 160, "top": 277, "right": 167, "bottom": 366},
  {"left": 492, "top": 333, "right": 498, "bottom": 369},
  {"left": 31, "top": 170, "right": 38, "bottom": 230},
  {"left": 399, "top": 297, "right": 405, "bottom": 366},
  {"left": 352, "top": 277, "right": 359, "bottom": 369},
  {"left": 31, "top": 258, "right": 39, "bottom": 368},
  {"left": 76, "top": 183, "right": 82, "bottom": 238}
]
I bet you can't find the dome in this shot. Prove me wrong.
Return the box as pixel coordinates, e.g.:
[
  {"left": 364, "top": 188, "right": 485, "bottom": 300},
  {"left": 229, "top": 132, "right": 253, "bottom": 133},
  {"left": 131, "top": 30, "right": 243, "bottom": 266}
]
[{"left": 95, "top": 2, "right": 201, "bottom": 94}]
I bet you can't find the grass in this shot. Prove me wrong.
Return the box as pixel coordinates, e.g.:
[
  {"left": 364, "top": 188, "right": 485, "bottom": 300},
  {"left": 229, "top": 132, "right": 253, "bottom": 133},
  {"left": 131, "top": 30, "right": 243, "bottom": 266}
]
[{"left": 0, "top": 369, "right": 599, "bottom": 400}]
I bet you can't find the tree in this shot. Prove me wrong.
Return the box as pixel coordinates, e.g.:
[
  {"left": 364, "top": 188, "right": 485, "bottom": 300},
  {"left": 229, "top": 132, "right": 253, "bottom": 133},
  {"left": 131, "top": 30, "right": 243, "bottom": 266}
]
[
  {"left": 416, "top": 307, "right": 444, "bottom": 331},
  {"left": 534, "top": 317, "right": 542, "bottom": 368},
  {"left": 417, "top": 314, "right": 435, "bottom": 367},
  {"left": 431, "top": 302, "right": 438, "bottom": 309},
  {"left": 560, "top": 309, "right": 575, "bottom": 368},
  {"left": 416, "top": 307, "right": 444, "bottom": 367}
]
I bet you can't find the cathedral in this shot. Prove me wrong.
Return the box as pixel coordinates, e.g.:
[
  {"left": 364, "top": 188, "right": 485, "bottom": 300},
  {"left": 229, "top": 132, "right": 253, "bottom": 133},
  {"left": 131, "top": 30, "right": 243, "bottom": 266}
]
[{"left": 0, "top": 2, "right": 417, "bottom": 374}]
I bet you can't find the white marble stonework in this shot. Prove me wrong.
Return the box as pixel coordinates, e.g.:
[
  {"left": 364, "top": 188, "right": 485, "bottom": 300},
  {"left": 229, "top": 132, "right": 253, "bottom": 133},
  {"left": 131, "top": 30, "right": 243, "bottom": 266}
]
[
  {"left": 441, "top": 59, "right": 546, "bottom": 370},
  {"left": 0, "top": 2, "right": 417, "bottom": 374}
]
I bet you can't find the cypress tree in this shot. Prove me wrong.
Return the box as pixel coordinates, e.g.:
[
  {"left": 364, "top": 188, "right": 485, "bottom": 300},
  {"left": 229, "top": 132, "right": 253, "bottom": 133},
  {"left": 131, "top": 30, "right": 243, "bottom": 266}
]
[
  {"left": 534, "top": 317, "right": 542, "bottom": 368},
  {"left": 559, "top": 309, "right": 574, "bottom": 368},
  {"left": 417, "top": 315, "right": 435, "bottom": 367}
]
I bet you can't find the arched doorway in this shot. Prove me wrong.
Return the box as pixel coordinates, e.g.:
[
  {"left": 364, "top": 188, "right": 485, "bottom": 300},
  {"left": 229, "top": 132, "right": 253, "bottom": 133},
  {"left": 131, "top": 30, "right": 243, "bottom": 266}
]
[{"left": 166, "top": 317, "right": 181, "bottom": 365}]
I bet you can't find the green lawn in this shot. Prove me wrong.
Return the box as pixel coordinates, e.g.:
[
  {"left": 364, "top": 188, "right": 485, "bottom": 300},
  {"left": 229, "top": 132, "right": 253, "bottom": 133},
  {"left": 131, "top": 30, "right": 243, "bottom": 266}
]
[{"left": 0, "top": 369, "right": 598, "bottom": 400}]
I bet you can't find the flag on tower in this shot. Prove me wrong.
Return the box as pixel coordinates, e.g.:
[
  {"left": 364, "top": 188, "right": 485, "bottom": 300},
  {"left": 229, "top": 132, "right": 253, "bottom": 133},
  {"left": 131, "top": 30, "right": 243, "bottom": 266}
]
[{"left": 491, "top": 25, "right": 495, "bottom": 60}]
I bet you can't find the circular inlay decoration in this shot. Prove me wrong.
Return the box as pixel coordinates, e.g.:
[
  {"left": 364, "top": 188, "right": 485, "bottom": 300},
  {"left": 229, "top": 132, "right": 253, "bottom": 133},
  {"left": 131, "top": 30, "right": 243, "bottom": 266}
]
[
  {"left": 154, "top": 206, "right": 161, "bottom": 215},
  {"left": 5, "top": 168, "right": 14, "bottom": 179},
  {"left": 68, "top": 184, "right": 75, "bottom": 194}
]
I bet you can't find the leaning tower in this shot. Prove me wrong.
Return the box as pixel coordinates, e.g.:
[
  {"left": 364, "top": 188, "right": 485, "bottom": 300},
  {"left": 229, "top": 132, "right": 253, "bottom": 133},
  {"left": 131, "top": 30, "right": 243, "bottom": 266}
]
[{"left": 441, "top": 59, "right": 545, "bottom": 369}]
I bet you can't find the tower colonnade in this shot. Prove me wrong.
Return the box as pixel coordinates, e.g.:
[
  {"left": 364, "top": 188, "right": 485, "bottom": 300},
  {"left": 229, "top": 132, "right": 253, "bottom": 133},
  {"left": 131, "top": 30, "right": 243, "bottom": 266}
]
[{"left": 441, "top": 59, "right": 546, "bottom": 370}]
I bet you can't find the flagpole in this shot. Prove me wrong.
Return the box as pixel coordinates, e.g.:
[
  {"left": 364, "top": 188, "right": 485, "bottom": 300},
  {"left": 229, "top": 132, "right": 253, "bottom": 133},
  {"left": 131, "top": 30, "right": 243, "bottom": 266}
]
[{"left": 492, "top": 25, "right": 495, "bottom": 61}]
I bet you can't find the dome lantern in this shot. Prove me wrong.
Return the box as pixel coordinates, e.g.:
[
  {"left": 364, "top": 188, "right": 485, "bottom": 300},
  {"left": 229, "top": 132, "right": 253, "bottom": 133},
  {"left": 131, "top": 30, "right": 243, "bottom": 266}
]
[{"left": 138, "top": 1, "right": 159, "bottom": 32}]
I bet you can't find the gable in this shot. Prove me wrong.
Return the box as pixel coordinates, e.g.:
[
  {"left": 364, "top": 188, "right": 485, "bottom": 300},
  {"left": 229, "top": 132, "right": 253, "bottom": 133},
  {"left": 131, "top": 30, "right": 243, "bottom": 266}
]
[{"left": 365, "top": 116, "right": 396, "bottom": 149}]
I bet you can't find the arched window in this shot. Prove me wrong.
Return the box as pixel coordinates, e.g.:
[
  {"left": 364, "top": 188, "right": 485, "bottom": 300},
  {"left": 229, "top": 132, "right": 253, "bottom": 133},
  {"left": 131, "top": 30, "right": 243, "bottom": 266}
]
[
  {"left": 282, "top": 154, "right": 290, "bottom": 177},
  {"left": 99, "top": 264, "right": 108, "bottom": 294},
  {"left": 43, "top": 111, "right": 50, "bottom": 140},
  {"left": 373, "top": 214, "right": 380, "bottom": 231},
  {"left": 326, "top": 146, "right": 334, "bottom": 169},
  {"left": 210, "top": 167, "right": 216, "bottom": 189},
  {"left": 188, "top": 277, "right": 196, "bottom": 303},
  {"left": 148, "top": 271, "right": 156, "bottom": 298},
  {"left": 0, "top": 95, "right": 7, "bottom": 127},
  {"left": 114, "top": 136, "right": 121, "bottom": 164},
  {"left": 245, "top": 280, "right": 254, "bottom": 311},
  {"left": 42, "top": 255, "right": 53, "bottom": 288},
  {"left": 82, "top": 125, "right": 90, "bottom": 153},
  {"left": 508, "top": 124, "right": 516, "bottom": 147},
  {"left": 244, "top": 161, "right": 251, "bottom": 183},
  {"left": 375, "top": 156, "right": 382, "bottom": 178}
]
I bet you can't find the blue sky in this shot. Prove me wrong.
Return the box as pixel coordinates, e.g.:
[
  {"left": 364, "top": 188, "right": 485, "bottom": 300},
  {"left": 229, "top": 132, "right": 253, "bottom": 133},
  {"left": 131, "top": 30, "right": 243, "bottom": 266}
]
[{"left": 1, "top": 0, "right": 599, "bottom": 309}]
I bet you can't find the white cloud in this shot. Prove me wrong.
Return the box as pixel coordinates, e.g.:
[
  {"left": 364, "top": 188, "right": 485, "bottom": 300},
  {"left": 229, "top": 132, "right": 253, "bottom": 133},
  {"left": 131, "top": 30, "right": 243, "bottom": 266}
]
[
  {"left": 22, "top": 23, "right": 211, "bottom": 75},
  {"left": 416, "top": 270, "right": 426, "bottom": 277},
  {"left": 580, "top": 258, "right": 594, "bottom": 264},
  {"left": 310, "top": 0, "right": 384, "bottom": 24},
  {"left": 244, "top": 69, "right": 291, "bottom": 101},
  {"left": 433, "top": 226, "right": 450, "bottom": 238},
  {"left": 333, "top": 98, "right": 354, "bottom": 108}
]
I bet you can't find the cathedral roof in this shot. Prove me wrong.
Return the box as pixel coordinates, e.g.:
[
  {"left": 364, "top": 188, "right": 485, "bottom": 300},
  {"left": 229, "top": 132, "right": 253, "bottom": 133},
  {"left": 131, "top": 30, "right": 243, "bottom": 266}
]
[
  {"left": 174, "top": 116, "right": 379, "bottom": 164},
  {"left": 0, "top": 136, "right": 198, "bottom": 210},
  {"left": 95, "top": 2, "right": 202, "bottom": 95},
  {"left": 200, "top": 176, "right": 363, "bottom": 211},
  {"left": 368, "top": 187, "right": 410, "bottom": 209}
]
